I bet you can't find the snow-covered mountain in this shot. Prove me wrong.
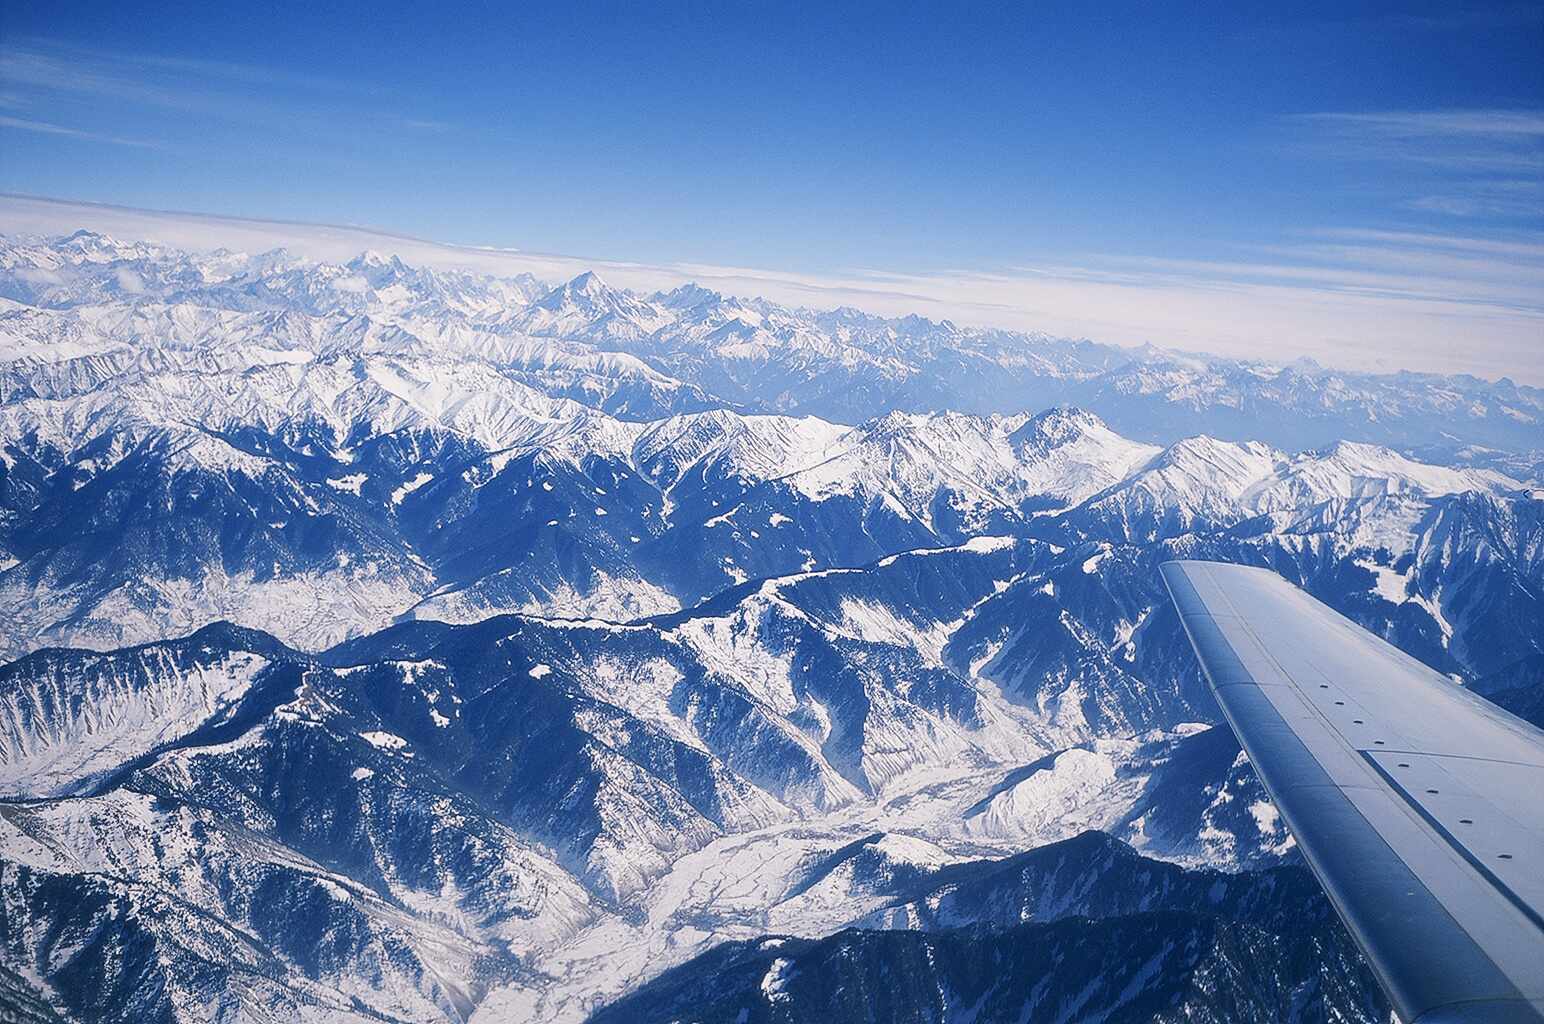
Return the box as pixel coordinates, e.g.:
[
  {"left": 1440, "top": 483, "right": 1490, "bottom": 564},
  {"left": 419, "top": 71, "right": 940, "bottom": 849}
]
[
  {"left": 3, "top": 232, "right": 1540, "bottom": 453},
  {"left": 0, "top": 231, "right": 1538, "bottom": 1024}
]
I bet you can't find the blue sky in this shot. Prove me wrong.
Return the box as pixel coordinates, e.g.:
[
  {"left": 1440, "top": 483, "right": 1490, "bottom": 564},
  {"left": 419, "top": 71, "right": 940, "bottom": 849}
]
[{"left": 2, "top": 1, "right": 1541, "bottom": 379}]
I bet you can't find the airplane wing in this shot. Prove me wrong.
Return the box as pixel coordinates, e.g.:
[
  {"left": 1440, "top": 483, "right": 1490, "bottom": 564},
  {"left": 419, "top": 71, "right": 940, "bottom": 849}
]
[{"left": 1161, "top": 560, "right": 1544, "bottom": 1024}]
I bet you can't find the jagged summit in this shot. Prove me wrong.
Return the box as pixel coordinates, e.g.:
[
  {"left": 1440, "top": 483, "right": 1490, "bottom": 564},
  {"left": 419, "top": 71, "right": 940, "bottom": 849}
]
[
  {"left": 655, "top": 282, "right": 723, "bottom": 309},
  {"left": 538, "top": 269, "right": 613, "bottom": 303},
  {"left": 344, "top": 249, "right": 410, "bottom": 278},
  {"left": 567, "top": 268, "right": 606, "bottom": 293},
  {"left": 526, "top": 270, "right": 661, "bottom": 324},
  {"left": 1009, "top": 405, "right": 1110, "bottom": 452}
]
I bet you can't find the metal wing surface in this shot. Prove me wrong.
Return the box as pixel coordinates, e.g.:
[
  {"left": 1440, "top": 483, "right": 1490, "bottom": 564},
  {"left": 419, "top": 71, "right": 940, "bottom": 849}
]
[{"left": 1161, "top": 560, "right": 1544, "bottom": 1024}]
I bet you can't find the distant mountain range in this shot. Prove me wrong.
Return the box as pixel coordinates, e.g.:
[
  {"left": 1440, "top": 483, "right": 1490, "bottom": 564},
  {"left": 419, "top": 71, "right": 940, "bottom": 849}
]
[{"left": 0, "top": 231, "right": 1538, "bottom": 1023}]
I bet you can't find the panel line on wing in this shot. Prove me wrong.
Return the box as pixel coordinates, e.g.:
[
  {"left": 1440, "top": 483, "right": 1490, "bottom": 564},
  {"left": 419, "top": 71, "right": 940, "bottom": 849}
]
[
  {"left": 1360, "top": 751, "right": 1544, "bottom": 937},
  {"left": 1366, "top": 750, "right": 1544, "bottom": 769}
]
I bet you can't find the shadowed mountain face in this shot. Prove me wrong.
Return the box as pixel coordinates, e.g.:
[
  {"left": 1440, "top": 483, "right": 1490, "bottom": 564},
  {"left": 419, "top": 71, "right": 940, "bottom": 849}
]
[
  {"left": 593, "top": 914, "right": 1386, "bottom": 1024},
  {"left": 0, "top": 234, "right": 1536, "bottom": 1023}
]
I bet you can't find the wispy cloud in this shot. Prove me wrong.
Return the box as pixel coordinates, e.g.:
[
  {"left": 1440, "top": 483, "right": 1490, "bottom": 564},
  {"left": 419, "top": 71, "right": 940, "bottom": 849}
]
[
  {"left": 1303, "top": 109, "right": 1544, "bottom": 136},
  {"left": 1287, "top": 108, "right": 1544, "bottom": 223},
  {"left": 0, "top": 47, "right": 232, "bottom": 120},
  {"left": 1405, "top": 178, "right": 1544, "bottom": 220},
  {"left": 0, "top": 40, "right": 376, "bottom": 110},
  {"left": 0, "top": 115, "right": 164, "bottom": 149},
  {"left": 1297, "top": 109, "right": 1544, "bottom": 175},
  {"left": 0, "top": 38, "right": 441, "bottom": 150}
]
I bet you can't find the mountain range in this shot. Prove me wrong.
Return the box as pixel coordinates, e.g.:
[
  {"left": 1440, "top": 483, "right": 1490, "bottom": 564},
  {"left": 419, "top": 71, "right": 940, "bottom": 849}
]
[{"left": 0, "top": 231, "right": 1538, "bottom": 1023}]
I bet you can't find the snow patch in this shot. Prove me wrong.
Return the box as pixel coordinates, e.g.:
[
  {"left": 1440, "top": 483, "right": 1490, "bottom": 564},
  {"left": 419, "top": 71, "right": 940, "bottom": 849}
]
[
  {"left": 391, "top": 471, "right": 434, "bottom": 505},
  {"left": 327, "top": 473, "right": 367, "bottom": 495},
  {"left": 1248, "top": 799, "right": 1280, "bottom": 835},
  {"left": 761, "top": 957, "right": 795, "bottom": 1004},
  {"left": 360, "top": 730, "right": 408, "bottom": 750}
]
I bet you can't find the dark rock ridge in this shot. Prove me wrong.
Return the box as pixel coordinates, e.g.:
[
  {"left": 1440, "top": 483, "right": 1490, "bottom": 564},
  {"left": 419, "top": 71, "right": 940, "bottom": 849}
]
[{"left": 587, "top": 834, "right": 1388, "bottom": 1024}]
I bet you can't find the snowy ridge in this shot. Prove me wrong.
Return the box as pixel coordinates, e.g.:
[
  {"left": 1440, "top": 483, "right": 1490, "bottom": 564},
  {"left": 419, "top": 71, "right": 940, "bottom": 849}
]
[
  {"left": 1078, "top": 433, "right": 1519, "bottom": 542},
  {"left": 0, "top": 626, "right": 283, "bottom": 799},
  {"left": 3, "top": 231, "right": 1538, "bottom": 453}
]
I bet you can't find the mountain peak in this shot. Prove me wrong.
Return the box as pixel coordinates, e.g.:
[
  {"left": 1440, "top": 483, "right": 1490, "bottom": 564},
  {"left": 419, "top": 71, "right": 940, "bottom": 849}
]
[
  {"left": 533, "top": 270, "right": 620, "bottom": 310},
  {"left": 345, "top": 249, "right": 410, "bottom": 278},
  {"left": 1010, "top": 406, "right": 1110, "bottom": 453},
  {"left": 658, "top": 282, "right": 724, "bottom": 310},
  {"left": 57, "top": 229, "right": 137, "bottom": 261}
]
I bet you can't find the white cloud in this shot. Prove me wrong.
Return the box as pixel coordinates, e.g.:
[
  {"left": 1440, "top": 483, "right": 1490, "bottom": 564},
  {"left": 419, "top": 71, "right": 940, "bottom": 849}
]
[
  {"left": 1286, "top": 107, "right": 1544, "bottom": 230},
  {"left": 1292, "top": 109, "right": 1544, "bottom": 173},
  {"left": 0, "top": 39, "right": 410, "bottom": 149}
]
